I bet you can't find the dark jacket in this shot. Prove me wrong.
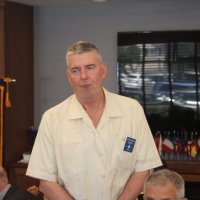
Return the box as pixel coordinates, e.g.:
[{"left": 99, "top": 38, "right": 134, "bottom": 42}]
[{"left": 3, "top": 185, "right": 39, "bottom": 200}]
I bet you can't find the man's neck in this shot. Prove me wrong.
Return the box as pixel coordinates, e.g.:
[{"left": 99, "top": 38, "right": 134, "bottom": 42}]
[
  {"left": 77, "top": 88, "right": 105, "bottom": 111},
  {"left": 83, "top": 96, "right": 105, "bottom": 112},
  {"left": 78, "top": 90, "right": 106, "bottom": 128}
]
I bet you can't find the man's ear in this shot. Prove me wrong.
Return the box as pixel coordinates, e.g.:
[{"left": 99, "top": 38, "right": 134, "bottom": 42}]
[
  {"left": 101, "top": 62, "right": 107, "bottom": 79},
  {"left": 66, "top": 69, "right": 72, "bottom": 84}
]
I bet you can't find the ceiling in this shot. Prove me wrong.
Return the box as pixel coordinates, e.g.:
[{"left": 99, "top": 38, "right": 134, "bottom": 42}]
[{"left": 8, "top": 0, "right": 185, "bottom": 6}]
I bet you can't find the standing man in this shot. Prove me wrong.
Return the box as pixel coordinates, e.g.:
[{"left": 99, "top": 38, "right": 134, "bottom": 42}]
[
  {"left": 143, "top": 169, "right": 187, "bottom": 200},
  {"left": 27, "top": 41, "right": 162, "bottom": 200}
]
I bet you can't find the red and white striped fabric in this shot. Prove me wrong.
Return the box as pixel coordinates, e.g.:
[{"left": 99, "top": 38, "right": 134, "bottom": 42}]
[
  {"left": 162, "top": 138, "right": 174, "bottom": 153},
  {"left": 155, "top": 133, "right": 162, "bottom": 156}
]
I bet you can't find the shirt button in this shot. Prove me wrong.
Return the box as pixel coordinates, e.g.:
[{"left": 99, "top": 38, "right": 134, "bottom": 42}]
[
  {"left": 101, "top": 174, "right": 106, "bottom": 178},
  {"left": 98, "top": 152, "right": 103, "bottom": 157}
]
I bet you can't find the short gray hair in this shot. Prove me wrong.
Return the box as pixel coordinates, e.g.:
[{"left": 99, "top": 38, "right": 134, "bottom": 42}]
[
  {"left": 144, "top": 169, "right": 185, "bottom": 199},
  {"left": 66, "top": 41, "right": 103, "bottom": 66}
]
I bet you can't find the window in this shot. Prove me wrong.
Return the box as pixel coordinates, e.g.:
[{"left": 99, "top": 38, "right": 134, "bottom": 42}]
[{"left": 118, "top": 31, "right": 200, "bottom": 132}]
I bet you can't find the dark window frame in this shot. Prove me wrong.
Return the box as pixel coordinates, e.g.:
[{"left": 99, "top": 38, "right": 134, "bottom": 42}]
[{"left": 117, "top": 31, "right": 200, "bottom": 132}]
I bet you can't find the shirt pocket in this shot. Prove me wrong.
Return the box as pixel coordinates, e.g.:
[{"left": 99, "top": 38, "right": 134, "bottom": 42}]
[
  {"left": 109, "top": 138, "right": 137, "bottom": 198},
  {"left": 56, "top": 132, "right": 85, "bottom": 174},
  {"left": 119, "top": 138, "right": 137, "bottom": 189},
  {"left": 55, "top": 119, "right": 95, "bottom": 175},
  {"left": 118, "top": 137, "right": 137, "bottom": 170}
]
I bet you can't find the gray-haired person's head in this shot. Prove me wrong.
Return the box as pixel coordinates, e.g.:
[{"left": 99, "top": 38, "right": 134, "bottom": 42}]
[
  {"left": 66, "top": 41, "right": 103, "bottom": 66},
  {"left": 144, "top": 169, "right": 185, "bottom": 199}
]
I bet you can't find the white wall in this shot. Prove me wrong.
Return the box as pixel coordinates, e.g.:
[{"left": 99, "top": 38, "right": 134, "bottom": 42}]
[{"left": 34, "top": 1, "right": 200, "bottom": 127}]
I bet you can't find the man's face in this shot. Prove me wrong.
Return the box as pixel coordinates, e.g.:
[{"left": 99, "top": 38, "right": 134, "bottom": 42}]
[
  {"left": 143, "top": 181, "right": 179, "bottom": 200},
  {"left": 67, "top": 51, "right": 107, "bottom": 101}
]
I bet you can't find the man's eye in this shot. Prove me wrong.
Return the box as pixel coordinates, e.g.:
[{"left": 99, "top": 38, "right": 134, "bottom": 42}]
[
  {"left": 86, "top": 65, "right": 95, "bottom": 71},
  {"left": 71, "top": 68, "right": 80, "bottom": 74}
]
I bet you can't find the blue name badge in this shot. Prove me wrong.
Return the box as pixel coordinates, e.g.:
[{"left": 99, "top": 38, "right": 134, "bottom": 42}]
[{"left": 123, "top": 137, "right": 136, "bottom": 153}]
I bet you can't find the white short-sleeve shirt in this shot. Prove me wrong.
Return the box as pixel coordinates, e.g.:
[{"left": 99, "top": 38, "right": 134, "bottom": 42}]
[{"left": 26, "top": 89, "right": 162, "bottom": 200}]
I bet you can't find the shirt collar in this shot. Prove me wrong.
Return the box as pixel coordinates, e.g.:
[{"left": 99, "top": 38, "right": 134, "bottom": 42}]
[
  {"left": 103, "top": 88, "right": 122, "bottom": 117},
  {"left": 67, "top": 94, "right": 88, "bottom": 119},
  {"left": 68, "top": 88, "right": 122, "bottom": 119}
]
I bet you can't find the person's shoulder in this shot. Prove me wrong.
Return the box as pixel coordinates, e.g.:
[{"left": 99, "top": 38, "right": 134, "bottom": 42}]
[
  {"left": 106, "top": 90, "right": 141, "bottom": 107},
  {"left": 43, "top": 94, "right": 74, "bottom": 117}
]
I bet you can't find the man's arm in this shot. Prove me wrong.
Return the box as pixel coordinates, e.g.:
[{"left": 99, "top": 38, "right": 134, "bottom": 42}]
[
  {"left": 117, "top": 170, "right": 150, "bottom": 200},
  {"left": 39, "top": 180, "right": 74, "bottom": 200}
]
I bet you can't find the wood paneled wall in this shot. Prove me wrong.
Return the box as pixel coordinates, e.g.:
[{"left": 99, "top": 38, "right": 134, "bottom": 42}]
[{"left": 0, "top": 0, "right": 33, "bottom": 168}]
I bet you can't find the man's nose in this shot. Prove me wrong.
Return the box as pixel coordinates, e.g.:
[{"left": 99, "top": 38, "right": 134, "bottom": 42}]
[{"left": 80, "top": 69, "right": 88, "bottom": 79}]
